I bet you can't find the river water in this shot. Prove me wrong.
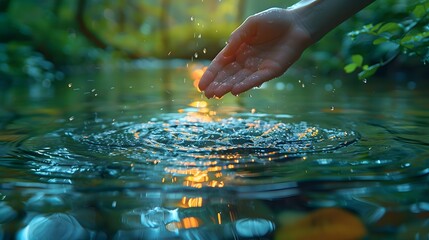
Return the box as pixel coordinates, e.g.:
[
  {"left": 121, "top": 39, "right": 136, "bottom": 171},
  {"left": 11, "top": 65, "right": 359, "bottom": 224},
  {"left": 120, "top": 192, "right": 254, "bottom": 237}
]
[{"left": 1, "top": 61, "right": 428, "bottom": 239}]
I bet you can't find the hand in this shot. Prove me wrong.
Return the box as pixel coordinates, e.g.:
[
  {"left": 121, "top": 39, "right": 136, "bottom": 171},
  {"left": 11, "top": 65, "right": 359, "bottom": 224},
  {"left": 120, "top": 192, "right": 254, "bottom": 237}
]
[{"left": 198, "top": 8, "right": 313, "bottom": 98}]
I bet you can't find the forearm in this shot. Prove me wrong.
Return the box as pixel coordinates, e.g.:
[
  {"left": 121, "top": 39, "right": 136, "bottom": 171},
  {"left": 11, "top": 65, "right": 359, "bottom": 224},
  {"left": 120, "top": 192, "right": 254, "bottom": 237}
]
[{"left": 288, "top": 0, "right": 375, "bottom": 43}]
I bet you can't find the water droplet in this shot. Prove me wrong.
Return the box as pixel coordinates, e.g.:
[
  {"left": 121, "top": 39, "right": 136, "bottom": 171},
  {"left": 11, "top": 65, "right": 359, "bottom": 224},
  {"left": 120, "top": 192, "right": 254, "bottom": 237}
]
[
  {"left": 363, "top": 79, "right": 367, "bottom": 83},
  {"left": 69, "top": 116, "right": 75, "bottom": 121},
  {"left": 68, "top": 83, "right": 72, "bottom": 88},
  {"left": 194, "top": 52, "right": 199, "bottom": 58},
  {"left": 198, "top": 34, "right": 202, "bottom": 38},
  {"left": 203, "top": 48, "right": 207, "bottom": 54},
  {"left": 190, "top": 16, "right": 194, "bottom": 21},
  {"left": 330, "top": 106, "right": 335, "bottom": 111}
]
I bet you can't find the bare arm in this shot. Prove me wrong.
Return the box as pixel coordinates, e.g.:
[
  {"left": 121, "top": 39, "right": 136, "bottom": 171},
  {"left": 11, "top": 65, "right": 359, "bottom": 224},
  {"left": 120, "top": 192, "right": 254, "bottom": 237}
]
[
  {"left": 289, "top": 0, "right": 375, "bottom": 42},
  {"left": 198, "top": 0, "right": 375, "bottom": 98}
]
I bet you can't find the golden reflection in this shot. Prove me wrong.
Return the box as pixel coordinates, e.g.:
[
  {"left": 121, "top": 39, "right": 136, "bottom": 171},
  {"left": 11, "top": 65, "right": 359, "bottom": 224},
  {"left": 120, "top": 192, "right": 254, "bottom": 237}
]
[
  {"left": 177, "top": 100, "right": 217, "bottom": 123},
  {"left": 164, "top": 86, "right": 239, "bottom": 189},
  {"left": 189, "top": 64, "right": 207, "bottom": 91},
  {"left": 181, "top": 217, "right": 202, "bottom": 229},
  {"left": 165, "top": 217, "right": 202, "bottom": 232},
  {"left": 131, "top": 130, "right": 140, "bottom": 139},
  {"left": 189, "top": 101, "right": 208, "bottom": 108},
  {"left": 297, "top": 127, "right": 319, "bottom": 140},
  {"left": 181, "top": 196, "right": 203, "bottom": 208},
  {"left": 164, "top": 166, "right": 226, "bottom": 189},
  {"left": 217, "top": 212, "right": 222, "bottom": 225}
]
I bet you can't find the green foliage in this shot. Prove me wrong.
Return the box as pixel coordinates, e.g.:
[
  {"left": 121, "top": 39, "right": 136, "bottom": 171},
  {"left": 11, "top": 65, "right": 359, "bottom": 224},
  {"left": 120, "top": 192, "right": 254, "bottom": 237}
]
[
  {"left": 0, "top": 42, "right": 62, "bottom": 85},
  {"left": 344, "top": 0, "right": 429, "bottom": 79},
  {"left": 1, "top": 0, "right": 242, "bottom": 83},
  {"left": 84, "top": 0, "right": 240, "bottom": 59}
]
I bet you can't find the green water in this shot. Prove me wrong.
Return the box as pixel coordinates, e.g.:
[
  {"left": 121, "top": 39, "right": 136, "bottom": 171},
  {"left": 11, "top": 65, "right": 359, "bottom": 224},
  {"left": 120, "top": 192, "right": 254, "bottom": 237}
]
[{"left": 1, "top": 61, "right": 428, "bottom": 239}]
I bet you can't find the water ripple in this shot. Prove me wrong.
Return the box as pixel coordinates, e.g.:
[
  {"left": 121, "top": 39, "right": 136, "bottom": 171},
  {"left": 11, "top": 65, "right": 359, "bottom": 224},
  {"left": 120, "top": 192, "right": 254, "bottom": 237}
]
[{"left": 16, "top": 112, "right": 361, "bottom": 189}]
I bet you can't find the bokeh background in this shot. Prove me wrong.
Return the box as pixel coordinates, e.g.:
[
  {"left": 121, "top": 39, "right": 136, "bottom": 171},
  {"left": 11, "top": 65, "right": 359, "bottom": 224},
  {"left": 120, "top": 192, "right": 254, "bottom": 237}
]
[{"left": 1, "top": 0, "right": 428, "bottom": 87}]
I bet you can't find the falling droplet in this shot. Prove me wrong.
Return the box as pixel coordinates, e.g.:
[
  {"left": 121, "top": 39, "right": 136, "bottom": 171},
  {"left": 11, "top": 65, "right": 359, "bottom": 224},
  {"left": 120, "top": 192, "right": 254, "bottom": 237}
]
[
  {"left": 363, "top": 79, "right": 367, "bottom": 83},
  {"left": 69, "top": 116, "right": 75, "bottom": 121},
  {"left": 203, "top": 48, "right": 207, "bottom": 54},
  {"left": 198, "top": 34, "right": 202, "bottom": 38},
  {"left": 190, "top": 16, "right": 194, "bottom": 21},
  {"left": 330, "top": 106, "right": 335, "bottom": 111},
  {"left": 194, "top": 52, "right": 199, "bottom": 58},
  {"left": 68, "top": 83, "right": 72, "bottom": 88}
]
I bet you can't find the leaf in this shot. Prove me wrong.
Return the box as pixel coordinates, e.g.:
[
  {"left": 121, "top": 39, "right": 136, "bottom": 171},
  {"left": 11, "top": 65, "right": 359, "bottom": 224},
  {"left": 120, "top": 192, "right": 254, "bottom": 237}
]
[
  {"left": 370, "top": 22, "right": 384, "bottom": 33},
  {"left": 358, "top": 64, "right": 380, "bottom": 80},
  {"left": 344, "top": 63, "right": 357, "bottom": 73},
  {"left": 377, "top": 22, "right": 402, "bottom": 34},
  {"left": 352, "top": 54, "right": 363, "bottom": 67},
  {"left": 373, "top": 37, "right": 388, "bottom": 45},
  {"left": 413, "top": 4, "right": 427, "bottom": 18}
]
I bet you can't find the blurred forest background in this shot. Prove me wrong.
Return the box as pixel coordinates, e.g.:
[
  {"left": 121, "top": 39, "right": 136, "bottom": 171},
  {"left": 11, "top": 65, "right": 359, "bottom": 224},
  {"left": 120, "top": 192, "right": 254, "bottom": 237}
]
[{"left": 0, "top": 0, "right": 428, "bottom": 86}]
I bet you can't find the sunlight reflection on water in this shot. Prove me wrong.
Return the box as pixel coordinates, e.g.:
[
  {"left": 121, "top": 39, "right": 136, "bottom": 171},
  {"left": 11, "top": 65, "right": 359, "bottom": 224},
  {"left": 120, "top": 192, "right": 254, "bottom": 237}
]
[
  {"left": 1, "top": 64, "right": 429, "bottom": 239},
  {"left": 17, "top": 101, "right": 362, "bottom": 192}
]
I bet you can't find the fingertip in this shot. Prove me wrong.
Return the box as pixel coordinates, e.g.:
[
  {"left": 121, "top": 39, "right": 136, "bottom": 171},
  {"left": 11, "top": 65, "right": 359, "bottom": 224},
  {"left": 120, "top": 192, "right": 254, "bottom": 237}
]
[
  {"left": 198, "top": 70, "right": 214, "bottom": 91},
  {"left": 230, "top": 87, "right": 244, "bottom": 97}
]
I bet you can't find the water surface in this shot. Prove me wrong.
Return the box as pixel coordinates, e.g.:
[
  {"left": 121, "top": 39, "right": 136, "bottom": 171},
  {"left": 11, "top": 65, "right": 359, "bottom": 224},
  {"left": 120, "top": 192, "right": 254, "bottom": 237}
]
[{"left": 1, "top": 62, "right": 429, "bottom": 239}]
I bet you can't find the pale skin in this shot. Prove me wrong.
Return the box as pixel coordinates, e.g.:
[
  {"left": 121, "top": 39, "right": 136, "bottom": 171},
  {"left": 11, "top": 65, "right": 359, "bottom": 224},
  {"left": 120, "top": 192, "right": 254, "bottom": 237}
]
[{"left": 198, "top": 0, "right": 375, "bottom": 99}]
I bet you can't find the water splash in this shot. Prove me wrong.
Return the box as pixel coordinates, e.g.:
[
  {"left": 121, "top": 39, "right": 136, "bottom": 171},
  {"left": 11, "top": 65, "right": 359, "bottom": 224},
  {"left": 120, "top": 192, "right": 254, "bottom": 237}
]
[{"left": 17, "top": 111, "right": 360, "bottom": 189}]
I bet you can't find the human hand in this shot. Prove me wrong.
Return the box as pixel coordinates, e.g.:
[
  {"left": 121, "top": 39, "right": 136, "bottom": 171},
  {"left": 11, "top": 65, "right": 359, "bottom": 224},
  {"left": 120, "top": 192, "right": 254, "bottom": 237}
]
[{"left": 198, "top": 8, "right": 313, "bottom": 98}]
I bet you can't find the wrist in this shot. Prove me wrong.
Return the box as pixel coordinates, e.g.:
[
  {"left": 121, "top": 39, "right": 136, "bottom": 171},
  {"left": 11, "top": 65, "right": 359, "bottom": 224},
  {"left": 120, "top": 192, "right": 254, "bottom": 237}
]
[{"left": 287, "top": 0, "right": 375, "bottom": 43}]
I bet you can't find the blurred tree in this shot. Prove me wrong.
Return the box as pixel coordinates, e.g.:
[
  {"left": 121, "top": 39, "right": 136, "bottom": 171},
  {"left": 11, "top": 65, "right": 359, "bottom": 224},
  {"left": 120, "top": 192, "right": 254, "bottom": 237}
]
[
  {"left": 1, "top": 0, "right": 427, "bottom": 84},
  {"left": 76, "top": 0, "right": 108, "bottom": 50}
]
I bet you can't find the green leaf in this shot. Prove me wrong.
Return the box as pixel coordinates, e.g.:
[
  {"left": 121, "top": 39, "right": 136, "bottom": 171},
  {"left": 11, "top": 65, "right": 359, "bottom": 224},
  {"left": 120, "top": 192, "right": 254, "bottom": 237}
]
[
  {"left": 344, "top": 63, "right": 357, "bottom": 73},
  {"left": 413, "top": 5, "right": 427, "bottom": 18},
  {"left": 373, "top": 37, "right": 388, "bottom": 45},
  {"left": 370, "top": 22, "right": 384, "bottom": 33},
  {"left": 352, "top": 54, "right": 363, "bottom": 67},
  {"left": 377, "top": 22, "right": 402, "bottom": 34},
  {"left": 358, "top": 64, "right": 380, "bottom": 80}
]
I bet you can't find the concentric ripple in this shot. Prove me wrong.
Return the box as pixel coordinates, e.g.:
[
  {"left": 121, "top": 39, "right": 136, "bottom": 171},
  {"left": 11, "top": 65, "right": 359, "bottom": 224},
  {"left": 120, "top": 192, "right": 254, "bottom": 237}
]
[
  {"left": 73, "top": 113, "right": 357, "bottom": 161},
  {"left": 19, "top": 112, "right": 359, "bottom": 188}
]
